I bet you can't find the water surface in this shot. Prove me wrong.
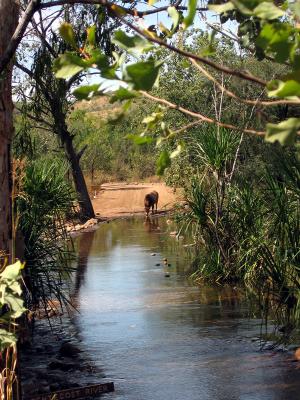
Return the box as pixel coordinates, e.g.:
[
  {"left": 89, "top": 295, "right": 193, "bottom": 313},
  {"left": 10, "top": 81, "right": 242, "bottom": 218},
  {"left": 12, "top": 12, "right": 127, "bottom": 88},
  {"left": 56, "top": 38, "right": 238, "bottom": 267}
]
[{"left": 73, "top": 217, "right": 300, "bottom": 400}]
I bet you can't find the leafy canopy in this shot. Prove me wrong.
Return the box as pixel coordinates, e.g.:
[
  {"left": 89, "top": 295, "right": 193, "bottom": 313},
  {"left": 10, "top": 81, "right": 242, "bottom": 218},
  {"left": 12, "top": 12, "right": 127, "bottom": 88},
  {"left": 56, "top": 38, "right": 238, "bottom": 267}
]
[{"left": 53, "top": 0, "right": 300, "bottom": 172}]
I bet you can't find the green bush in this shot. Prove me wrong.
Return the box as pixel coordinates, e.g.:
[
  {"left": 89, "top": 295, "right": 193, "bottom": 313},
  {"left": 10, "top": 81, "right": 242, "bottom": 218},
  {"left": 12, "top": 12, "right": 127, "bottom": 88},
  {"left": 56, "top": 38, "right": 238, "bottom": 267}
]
[{"left": 17, "top": 158, "right": 75, "bottom": 309}]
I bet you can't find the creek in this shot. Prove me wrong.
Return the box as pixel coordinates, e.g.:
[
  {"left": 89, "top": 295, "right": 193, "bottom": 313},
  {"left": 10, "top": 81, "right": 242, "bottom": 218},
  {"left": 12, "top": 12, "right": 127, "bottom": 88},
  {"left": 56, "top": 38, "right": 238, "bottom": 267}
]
[{"left": 69, "top": 216, "right": 300, "bottom": 400}]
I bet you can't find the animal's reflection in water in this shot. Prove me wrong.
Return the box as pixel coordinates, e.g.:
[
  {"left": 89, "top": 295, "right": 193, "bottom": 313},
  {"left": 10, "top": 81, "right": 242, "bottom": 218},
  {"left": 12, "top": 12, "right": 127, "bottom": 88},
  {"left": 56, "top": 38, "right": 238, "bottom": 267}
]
[{"left": 143, "top": 216, "right": 161, "bottom": 232}]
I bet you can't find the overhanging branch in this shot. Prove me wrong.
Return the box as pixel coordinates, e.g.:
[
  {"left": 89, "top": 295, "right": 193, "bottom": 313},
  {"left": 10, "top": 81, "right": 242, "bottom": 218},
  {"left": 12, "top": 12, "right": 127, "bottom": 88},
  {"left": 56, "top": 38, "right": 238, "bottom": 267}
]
[
  {"left": 77, "top": 144, "right": 88, "bottom": 160},
  {"left": 189, "top": 58, "right": 300, "bottom": 107},
  {"left": 39, "top": 0, "right": 208, "bottom": 17},
  {"left": 114, "top": 13, "right": 267, "bottom": 86},
  {"left": 140, "top": 90, "right": 266, "bottom": 136}
]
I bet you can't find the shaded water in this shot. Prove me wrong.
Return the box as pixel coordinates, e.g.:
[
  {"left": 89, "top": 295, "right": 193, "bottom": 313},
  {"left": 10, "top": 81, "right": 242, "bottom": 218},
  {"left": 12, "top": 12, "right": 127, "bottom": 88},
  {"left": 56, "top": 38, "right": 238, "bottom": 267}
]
[{"left": 72, "top": 217, "right": 300, "bottom": 400}]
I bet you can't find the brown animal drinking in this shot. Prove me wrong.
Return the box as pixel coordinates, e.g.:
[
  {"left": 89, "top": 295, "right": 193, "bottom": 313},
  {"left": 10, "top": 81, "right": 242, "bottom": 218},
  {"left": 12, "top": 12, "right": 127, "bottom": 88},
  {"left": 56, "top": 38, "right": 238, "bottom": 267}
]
[{"left": 144, "top": 191, "right": 159, "bottom": 216}]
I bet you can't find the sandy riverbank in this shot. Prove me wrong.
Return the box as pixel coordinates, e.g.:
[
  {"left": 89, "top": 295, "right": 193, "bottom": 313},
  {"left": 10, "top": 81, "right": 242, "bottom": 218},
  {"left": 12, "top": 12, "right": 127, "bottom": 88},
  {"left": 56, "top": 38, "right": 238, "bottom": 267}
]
[{"left": 92, "top": 182, "right": 180, "bottom": 219}]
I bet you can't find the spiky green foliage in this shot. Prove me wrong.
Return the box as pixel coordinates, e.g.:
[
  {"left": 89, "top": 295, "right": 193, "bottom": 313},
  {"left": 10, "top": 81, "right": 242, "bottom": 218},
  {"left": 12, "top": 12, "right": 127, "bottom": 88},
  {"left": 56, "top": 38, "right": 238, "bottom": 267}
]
[
  {"left": 175, "top": 130, "right": 300, "bottom": 332},
  {"left": 17, "top": 158, "right": 75, "bottom": 309}
]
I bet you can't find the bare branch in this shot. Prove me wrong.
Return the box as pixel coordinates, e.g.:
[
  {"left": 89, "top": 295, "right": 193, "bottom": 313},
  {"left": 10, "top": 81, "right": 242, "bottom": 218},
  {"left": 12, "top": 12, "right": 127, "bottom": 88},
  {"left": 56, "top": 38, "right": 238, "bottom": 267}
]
[
  {"left": 40, "top": 0, "right": 208, "bottom": 17},
  {"left": 77, "top": 144, "right": 88, "bottom": 160},
  {"left": 15, "top": 106, "right": 54, "bottom": 129},
  {"left": 189, "top": 58, "right": 300, "bottom": 106},
  {"left": 172, "top": 120, "right": 204, "bottom": 135},
  {"left": 30, "top": 16, "right": 58, "bottom": 58},
  {"left": 0, "top": 0, "right": 40, "bottom": 74},
  {"left": 140, "top": 90, "right": 266, "bottom": 136},
  {"left": 15, "top": 61, "right": 53, "bottom": 104}
]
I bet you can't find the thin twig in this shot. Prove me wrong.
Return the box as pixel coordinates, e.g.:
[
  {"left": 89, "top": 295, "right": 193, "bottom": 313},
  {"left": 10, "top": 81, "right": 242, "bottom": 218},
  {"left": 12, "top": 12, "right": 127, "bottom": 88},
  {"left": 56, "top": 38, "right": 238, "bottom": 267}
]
[
  {"left": 40, "top": 0, "right": 208, "bottom": 17},
  {"left": 228, "top": 87, "right": 266, "bottom": 183},
  {"left": 140, "top": 90, "right": 266, "bottom": 136},
  {"left": 189, "top": 58, "right": 300, "bottom": 106},
  {"left": 172, "top": 120, "right": 204, "bottom": 135}
]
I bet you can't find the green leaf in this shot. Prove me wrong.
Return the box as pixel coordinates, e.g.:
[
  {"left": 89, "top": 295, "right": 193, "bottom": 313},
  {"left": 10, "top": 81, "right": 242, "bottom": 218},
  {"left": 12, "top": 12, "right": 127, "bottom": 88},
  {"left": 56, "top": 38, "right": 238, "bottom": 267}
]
[
  {"left": 231, "top": 0, "right": 253, "bottom": 15},
  {"left": 253, "top": 2, "right": 285, "bottom": 20},
  {"left": 53, "top": 53, "right": 86, "bottom": 79},
  {"left": 0, "top": 261, "right": 23, "bottom": 281},
  {"left": 112, "top": 51, "right": 126, "bottom": 68},
  {"left": 291, "top": 1, "right": 300, "bottom": 18},
  {"left": 142, "top": 111, "right": 164, "bottom": 125},
  {"left": 208, "top": 2, "right": 235, "bottom": 13},
  {"left": 126, "top": 134, "right": 154, "bottom": 145},
  {"left": 88, "top": 49, "right": 110, "bottom": 70},
  {"left": 159, "top": 23, "right": 172, "bottom": 38},
  {"left": 87, "top": 26, "right": 96, "bottom": 47},
  {"left": 124, "top": 60, "right": 163, "bottom": 91},
  {"left": 170, "top": 144, "right": 183, "bottom": 159},
  {"left": 267, "top": 78, "right": 300, "bottom": 98},
  {"left": 0, "top": 329, "right": 17, "bottom": 352},
  {"left": 59, "top": 23, "right": 78, "bottom": 49},
  {"left": 110, "top": 87, "right": 138, "bottom": 103},
  {"left": 156, "top": 150, "right": 171, "bottom": 175},
  {"left": 256, "top": 23, "right": 293, "bottom": 63},
  {"left": 168, "top": 6, "right": 181, "bottom": 33},
  {"left": 4, "top": 293, "right": 26, "bottom": 318},
  {"left": 183, "top": 0, "right": 197, "bottom": 30},
  {"left": 7, "top": 281, "right": 22, "bottom": 296},
  {"left": 112, "top": 31, "right": 153, "bottom": 57},
  {"left": 122, "top": 99, "right": 132, "bottom": 112},
  {"left": 266, "top": 118, "right": 300, "bottom": 145},
  {"left": 73, "top": 84, "right": 101, "bottom": 100}
]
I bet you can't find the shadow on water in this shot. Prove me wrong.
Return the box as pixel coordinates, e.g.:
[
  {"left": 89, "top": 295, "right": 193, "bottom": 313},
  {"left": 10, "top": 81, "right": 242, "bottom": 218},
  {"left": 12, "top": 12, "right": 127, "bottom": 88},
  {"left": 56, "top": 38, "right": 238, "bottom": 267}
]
[{"left": 71, "top": 216, "right": 300, "bottom": 400}]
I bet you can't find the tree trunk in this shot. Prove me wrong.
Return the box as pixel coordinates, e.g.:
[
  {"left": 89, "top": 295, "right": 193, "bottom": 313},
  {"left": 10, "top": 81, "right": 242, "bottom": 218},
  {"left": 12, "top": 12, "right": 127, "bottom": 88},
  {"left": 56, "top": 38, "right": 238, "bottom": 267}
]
[
  {"left": 62, "top": 131, "right": 95, "bottom": 220},
  {"left": 0, "top": 0, "right": 19, "bottom": 262},
  {"left": 91, "top": 163, "right": 95, "bottom": 184}
]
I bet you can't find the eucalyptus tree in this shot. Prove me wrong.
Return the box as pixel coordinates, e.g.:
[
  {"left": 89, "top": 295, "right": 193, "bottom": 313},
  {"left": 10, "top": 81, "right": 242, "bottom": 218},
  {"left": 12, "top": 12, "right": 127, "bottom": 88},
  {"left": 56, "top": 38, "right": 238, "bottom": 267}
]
[
  {"left": 15, "top": 5, "right": 120, "bottom": 219},
  {"left": 0, "top": 1, "right": 19, "bottom": 261}
]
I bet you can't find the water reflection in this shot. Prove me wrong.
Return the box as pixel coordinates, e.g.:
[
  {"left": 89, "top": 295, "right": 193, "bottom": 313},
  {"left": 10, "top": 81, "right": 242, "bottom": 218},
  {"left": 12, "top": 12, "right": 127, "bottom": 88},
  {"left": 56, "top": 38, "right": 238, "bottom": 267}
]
[
  {"left": 72, "top": 217, "right": 300, "bottom": 400},
  {"left": 74, "top": 230, "right": 96, "bottom": 293},
  {"left": 143, "top": 216, "right": 161, "bottom": 233}
]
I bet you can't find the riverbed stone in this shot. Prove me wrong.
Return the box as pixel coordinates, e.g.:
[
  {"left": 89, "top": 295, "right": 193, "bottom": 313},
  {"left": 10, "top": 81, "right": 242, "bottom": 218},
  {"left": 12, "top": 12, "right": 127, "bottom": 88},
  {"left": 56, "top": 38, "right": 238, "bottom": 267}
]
[
  {"left": 294, "top": 348, "right": 300, "bottom": 360},
  {"left": 83, "top": 218, "right": 98, "bottom": 228}
]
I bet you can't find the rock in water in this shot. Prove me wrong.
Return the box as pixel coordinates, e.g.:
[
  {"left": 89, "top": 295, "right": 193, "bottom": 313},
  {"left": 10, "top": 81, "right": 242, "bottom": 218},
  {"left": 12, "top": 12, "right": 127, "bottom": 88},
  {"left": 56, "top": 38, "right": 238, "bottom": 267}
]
[{"left": 295, "top": 348, "right": 300, "bottom": 361}]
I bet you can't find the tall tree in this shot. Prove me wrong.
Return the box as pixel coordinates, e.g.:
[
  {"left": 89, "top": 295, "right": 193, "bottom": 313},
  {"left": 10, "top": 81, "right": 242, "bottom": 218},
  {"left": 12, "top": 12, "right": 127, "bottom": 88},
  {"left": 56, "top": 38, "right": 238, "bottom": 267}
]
[
  {"left": 16, "top": 7, "right": 98, "bottom": 219},
  {"left": 0, "top": 0, "right": 19, "bottom": 261},
  {"left": 15, "top": 4, "right": 126, "bottom": 219}
]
